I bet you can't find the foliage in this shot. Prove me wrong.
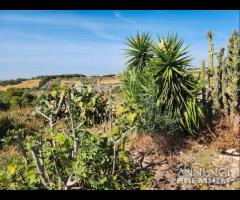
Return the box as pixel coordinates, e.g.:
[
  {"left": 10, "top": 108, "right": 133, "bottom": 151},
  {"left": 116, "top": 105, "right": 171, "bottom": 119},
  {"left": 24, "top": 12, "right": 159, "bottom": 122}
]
[
  {"left": 120, "top": 67, "right": 179, "bottom": 134},
  {"left": 125, "top": 32, "right": 153, "bottom": 71},
  {"left": 37, "top": 85, "right": 108, "bottom": 126},
  {"left": 122, "top": 33, "right": 204, "bottom": 135},
  {"left": 152, "top": 34, "right": 204, "bottom": 135},
  {"left": 0, "top": 78, "right": 26, "bottom": 86},
  {"left": 0, "top": 99, "right": 10, "bottom": 111},
  {"left": 0, "top": 115, "right": 25, "bottom": 149},
  {"left": 0, "top": 85, "right": 151, "bottom": 190},
  {"left": 0, "top": 88, "right": 36, "bottom": 109}
]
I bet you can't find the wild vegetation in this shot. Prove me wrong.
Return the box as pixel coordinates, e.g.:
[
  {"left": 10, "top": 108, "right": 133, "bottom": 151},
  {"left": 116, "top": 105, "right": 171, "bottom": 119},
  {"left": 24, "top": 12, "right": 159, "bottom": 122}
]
[
  {"left": 0, "top": 30, "right": 239, "bottom": 190},
  {"left": 0, "top": 88, "right": 36, "bottom": 110},
  {"left": 121, "top": 33, "right": 204, "bottom": 135}
]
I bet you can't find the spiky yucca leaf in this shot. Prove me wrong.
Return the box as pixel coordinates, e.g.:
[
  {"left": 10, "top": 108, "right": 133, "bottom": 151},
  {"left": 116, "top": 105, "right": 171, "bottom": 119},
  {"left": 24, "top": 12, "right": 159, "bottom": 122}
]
[
  {"left": 124, "top": 33, "right": 153, "bottom": 71},
  {"left": 152, "top": 34, "right": 204, "bottom": 134}
]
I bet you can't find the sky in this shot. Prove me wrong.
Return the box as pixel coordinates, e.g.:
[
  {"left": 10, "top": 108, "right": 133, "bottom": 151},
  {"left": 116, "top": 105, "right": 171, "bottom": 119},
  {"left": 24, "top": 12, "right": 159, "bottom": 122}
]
[{"left": 0, "top": 10, "right": 239, "bottom": 80}]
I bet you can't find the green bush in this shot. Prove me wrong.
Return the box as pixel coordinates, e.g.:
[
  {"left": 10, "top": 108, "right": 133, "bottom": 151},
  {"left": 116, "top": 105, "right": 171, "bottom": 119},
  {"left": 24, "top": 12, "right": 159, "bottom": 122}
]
[
  {"left": 0, "top": 88, "right": 36, "bottom": 109},
  {"left": 0, "top": 116, "right": 14, "bottom": 141},
  {"left": 0, "top": 116, "right": 25, "bottom": 148},
  {"left": 120, "top": 68, "right": 179, "bottom": 134},
  {"left": 0, "top": 85, "right": 151, "bottom": 190},
  {"left": 0, "top": 100, "right": 10, "bottom": 111},
  {"left": 0, "top": 78, "right": 26, "bottom": 86}
]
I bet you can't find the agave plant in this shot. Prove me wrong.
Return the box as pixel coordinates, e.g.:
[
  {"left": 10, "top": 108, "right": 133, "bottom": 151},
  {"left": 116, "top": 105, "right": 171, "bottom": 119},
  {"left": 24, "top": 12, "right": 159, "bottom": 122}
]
[
  {"left": 124, "top": 32, "right": 153, "bottom": 71},
  {"left": 152, "top": 34, "right": 204, "bottom": 135}
]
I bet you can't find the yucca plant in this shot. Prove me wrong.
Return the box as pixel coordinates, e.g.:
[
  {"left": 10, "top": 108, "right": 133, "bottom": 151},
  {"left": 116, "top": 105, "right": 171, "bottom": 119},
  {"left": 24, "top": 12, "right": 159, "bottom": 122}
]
[
  {"left": 152, "top": 34, "right": 204, "bottom": 135},
  {"left": 124, "top": 32, "right": 153, "bottom": 71},
  {"left": 123, "top": 33, "right": 205, "bottom": 135}
]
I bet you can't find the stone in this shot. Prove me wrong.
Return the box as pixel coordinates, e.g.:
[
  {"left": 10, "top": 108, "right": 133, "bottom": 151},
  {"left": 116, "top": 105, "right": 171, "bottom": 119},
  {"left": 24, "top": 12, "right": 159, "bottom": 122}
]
[
  {"left": 218, "top": 154, "right": 240, "bottom": 179},
  {"left": 222, "top": 149, "right": 240, "bottom": 156}
]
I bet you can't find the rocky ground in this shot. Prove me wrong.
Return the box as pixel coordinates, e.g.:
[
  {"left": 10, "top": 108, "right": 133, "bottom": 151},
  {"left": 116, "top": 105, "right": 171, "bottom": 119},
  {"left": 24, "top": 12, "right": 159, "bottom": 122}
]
[{"left": 127, "top": 133, "right": 240, "bottom": 190}]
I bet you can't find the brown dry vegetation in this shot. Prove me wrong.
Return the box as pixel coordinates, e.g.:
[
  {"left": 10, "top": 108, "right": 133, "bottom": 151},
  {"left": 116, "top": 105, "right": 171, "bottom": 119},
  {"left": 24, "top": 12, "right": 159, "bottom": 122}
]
[
  {"left": 0, "top": 76, "right": 120, "bottom": 91},
  {"left": 60, "top": 76, "right": 120, "bottom": 87},
  {"left": 0, "top": 79, "right": 40, "bottom": 91},
  {"left": 0, "top": 107, "right": 42, "bottom": 131},
  {"left": 125, "top": 120, "right": 239, "bottom": 190}
]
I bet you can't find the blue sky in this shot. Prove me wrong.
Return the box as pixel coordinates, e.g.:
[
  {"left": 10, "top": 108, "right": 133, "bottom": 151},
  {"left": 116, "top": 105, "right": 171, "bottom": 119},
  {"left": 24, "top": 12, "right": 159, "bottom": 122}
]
[{"left": 0, "top": 10, "right": 239, "bottom": 80}]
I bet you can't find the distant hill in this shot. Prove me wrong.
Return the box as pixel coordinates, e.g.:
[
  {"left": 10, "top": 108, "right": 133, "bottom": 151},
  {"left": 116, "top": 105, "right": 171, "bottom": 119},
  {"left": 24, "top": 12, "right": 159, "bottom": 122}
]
[{"left": 0, "top": 74, "right": 120, "bottom": 91}]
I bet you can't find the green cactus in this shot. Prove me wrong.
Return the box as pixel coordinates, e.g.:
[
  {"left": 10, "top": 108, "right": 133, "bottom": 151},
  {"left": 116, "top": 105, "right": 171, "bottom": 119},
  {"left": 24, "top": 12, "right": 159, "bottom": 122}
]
[
  {"left": 206, "top": 31, "right": 215, "bottom": 116},
  {"left": 208, "top": 31, "right": 214, "bottom": 87},
  {"left": 214, "top": 48, "right": 225, "bottom": 111},
  {"left": 200, "top": 60, "right": 207, "bottom": 112},
  {"left": 231, "top": 31, "right": 240, "bottom": 113},
  {"left": 225, "top": 31, "right": 240, "bottom": 114},
  {"left": 222, "top": 56, "right": 231, "bottom": 116}
]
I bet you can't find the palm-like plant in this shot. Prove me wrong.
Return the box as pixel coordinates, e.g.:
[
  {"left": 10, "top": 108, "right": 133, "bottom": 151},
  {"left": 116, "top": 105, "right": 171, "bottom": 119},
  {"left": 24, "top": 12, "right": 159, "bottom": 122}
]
[
  {"left": 152, "top": 34, "right": 204, "bottom": 134},
  {"left": 121, "top": 67, "right": 178, "bottom": 133},
  {"left": 124, "top": 32, "right": 153, "bottom": 71}
]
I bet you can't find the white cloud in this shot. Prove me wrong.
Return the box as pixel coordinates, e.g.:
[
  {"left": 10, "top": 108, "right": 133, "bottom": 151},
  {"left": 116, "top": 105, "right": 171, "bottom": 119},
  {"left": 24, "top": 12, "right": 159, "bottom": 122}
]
[
  {"left": 0, "top": 14, "right": 119, "bottom": 41},
  {"left": 113, "top": 11, "right": 136, "bottom": 25}
]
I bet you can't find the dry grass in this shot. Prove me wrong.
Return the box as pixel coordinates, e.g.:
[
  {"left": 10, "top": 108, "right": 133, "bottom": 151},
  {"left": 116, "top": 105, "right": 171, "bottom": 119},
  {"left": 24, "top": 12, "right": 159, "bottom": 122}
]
[
  {"left": 202, "top": 115, "right": 240, "bottom": 151},
  {"left": 126, "top": 127, "right": 239, "bottom": 190},
  {"left": 98, "top": 76, "right": 120, "bottom": 85},
  {"left": 0, "top": 146, "right": 19, "bottom": 170},
  {"left": 0, "top": 76, "right": 120, "bottom": 91},
  {"left": 60, "top": 76, "right": 120, "bottom": 87},
  {"left": 0, "top": 79, "right": 40, "bottom": 91},
  {"left": 208, "top": 129, "right": 240, "bottom": 151},
  {"left": 127, "top": 121, "right": 239, "bottom": 158},
  {"left": 60, "top": 80, "right": 78, "bottom": 87},
  {"left": 0, "top": 107, "right": 42, "bottom": 131},
  {"left": 127, "top": 132, "right": 195, "bottom": 156}
]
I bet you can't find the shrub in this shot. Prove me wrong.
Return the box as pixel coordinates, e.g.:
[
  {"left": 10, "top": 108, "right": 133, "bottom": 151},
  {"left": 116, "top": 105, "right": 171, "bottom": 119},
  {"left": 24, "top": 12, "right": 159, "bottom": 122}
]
[
  {"left": 1, "top": 85, "right": 152, "bottom": 190},
  {"left": 0, "top": 99, "right": 10, "bottom": 111},
  {"left": 0, "top": 115, "right": 25, "bottom": 148},
  {"left": 0, "top": 116, "right": 14, "bottom": 141},
  {"left": 0, "top": 88, "right": 36, "bottom": 109},
  {"left": 120, "top": 68, "right": 179, "bottom": 134},
  {"left": 0, "top": 78, "right": 26, "bottom": 86}
]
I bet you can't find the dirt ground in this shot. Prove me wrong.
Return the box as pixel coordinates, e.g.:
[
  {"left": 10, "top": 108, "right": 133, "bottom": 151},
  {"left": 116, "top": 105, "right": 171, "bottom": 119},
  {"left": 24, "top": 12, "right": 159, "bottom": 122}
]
[{"left": 127, "top": 129, "right": 240, "bottom": 190}]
